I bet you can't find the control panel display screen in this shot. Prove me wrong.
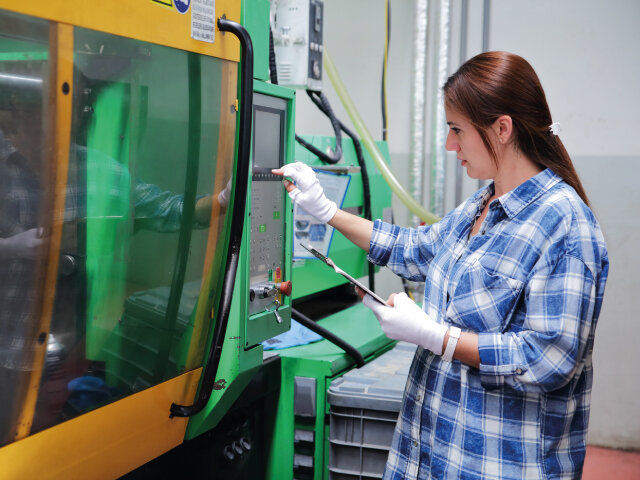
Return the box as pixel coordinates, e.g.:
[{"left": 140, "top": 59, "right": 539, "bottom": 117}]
[{"left": 253, "top": 107, "right": 283, "bottom": 170}]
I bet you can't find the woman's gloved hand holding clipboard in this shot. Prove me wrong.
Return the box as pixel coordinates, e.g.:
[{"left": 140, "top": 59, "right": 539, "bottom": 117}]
[{"left": 300, "top": 243, "right": 448, "bottom": 354}]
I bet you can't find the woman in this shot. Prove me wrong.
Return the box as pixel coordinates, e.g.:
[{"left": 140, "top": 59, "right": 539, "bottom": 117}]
[{"left": 274, "top": 51, "right": 608, "bottom": 479}]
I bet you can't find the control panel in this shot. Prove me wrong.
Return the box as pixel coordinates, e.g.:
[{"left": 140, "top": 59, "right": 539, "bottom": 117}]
[{"left": 248, "top": 93, "right": 291, "bottom": 320}]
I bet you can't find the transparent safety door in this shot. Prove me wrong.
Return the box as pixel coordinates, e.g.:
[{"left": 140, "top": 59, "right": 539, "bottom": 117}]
[{"left": 0, "top": 9, "right": 237, "bottom": 445}]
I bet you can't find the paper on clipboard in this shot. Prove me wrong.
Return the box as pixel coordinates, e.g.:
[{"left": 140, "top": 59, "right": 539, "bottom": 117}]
[
  {"left": 299, "top": 244, "right": 387, "bottom": 305},
  {"left": 293, "top": 171, "right": 350, "bottom": 259}
]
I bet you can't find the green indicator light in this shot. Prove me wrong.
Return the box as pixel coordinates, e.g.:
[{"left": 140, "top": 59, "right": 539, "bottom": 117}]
[
  {"left": 273, "top": 211, "right": 281, "bottom": 219},
  {"left": 259, "top": 224, "right": 267, "bottom": 233},
  {"left": 268, "top": 269, "right": 273, "bottom": 281}
]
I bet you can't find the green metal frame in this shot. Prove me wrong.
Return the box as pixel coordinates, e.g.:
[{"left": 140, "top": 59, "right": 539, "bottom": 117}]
[{"left": 241, "top": 0, "right": 270, "bottom": 82}]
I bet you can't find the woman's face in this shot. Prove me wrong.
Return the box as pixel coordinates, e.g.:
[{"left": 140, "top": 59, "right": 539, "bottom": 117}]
[{"left": 445, "top": 106, "right": 498, "bottom": 180}]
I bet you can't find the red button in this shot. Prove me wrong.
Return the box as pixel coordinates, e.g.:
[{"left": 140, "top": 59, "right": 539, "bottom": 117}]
[{"left": 278, "top": 281, "right": 292, "bottom": 296}]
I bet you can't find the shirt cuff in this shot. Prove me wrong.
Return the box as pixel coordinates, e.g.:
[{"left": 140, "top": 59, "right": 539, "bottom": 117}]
[
  {"left": 478, "top": 332, "right": 528, "bottom": 389},
  {"left": 366, "top": 219, "right": 400, "bottom": 266}
]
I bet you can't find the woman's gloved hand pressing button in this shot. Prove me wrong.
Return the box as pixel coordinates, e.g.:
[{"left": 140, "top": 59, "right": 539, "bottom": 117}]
[{"left": 272, "top": 162, "right": 337, "bottom": 224}]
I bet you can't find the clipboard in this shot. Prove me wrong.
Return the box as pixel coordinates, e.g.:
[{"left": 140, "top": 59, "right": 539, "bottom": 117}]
[{"left": 299, "top": 244, "right": 387, "bottom": 305}]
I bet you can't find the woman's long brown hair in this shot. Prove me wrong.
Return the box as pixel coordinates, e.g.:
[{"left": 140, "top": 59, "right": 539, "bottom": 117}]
[{"left": 443, "top": 51, "right": 589, "bottom": 206}]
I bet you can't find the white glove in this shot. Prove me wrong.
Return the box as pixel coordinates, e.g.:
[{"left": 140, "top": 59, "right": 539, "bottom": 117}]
[
  {"left": 279, "top": 162, "right": 337, "bottom": 224},
  {"left": 0, "top": 228, "right": 45, "bottom": 260},
  {"left": 363, "top": 292, "right": 448, "bottom": 354},
  {"left": 217, "top": 178, "right": 232, "bottom": 209}
]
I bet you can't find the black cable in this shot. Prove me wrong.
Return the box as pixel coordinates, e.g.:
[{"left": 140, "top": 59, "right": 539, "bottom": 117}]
[
  {"left": 292, "top": 308, "right": 365, "bottom": 367},
  {"left": 269, "top": 27, "right": 278, "bottom": 85},
  {"left": 305, "top": 92, "right": 370, "bottom": 218},
  {"left": 294, "top": 130, "right": 342, "bottom": 165},
  {"left": 306, "top": 90, "right": 375, "bottom": 292},
  {"left": 170, "top": 17, "right": 253, "bottom": 418}
]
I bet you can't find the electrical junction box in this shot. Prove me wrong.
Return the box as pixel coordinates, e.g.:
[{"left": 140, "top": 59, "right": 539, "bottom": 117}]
[{"left": 273, "top": 0, "right": 324, "bottom": 91}]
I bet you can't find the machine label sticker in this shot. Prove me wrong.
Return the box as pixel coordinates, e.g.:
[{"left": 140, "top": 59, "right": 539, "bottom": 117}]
[
  {"left": 174, "top": 0, "right": 191, "bottom": 14},
  {"left": 293, "top": 171, "right": 350, "bottom": 259},
  {"left": 191, "top": 0, "right": 216, "bottom": 43}
]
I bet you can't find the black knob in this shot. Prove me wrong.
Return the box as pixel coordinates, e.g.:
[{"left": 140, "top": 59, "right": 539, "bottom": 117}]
[
  {"left": 59, "top": 254, "right": 78, "bottom": 276},
  {"left": 223, "top": 445, "right": 235, "bottom": 462},
  {"left": 249, "top": 289, "right": 256, "bottom": 302},
  {"left": 239, "top": 437, "right": 251, "bottom": 451},
  {"left": 232, "top": 441, "right": 244, "bottom": 456}
]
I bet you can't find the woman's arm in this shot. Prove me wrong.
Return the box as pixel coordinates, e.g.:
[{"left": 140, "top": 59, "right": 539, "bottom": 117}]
[
  {"left": 273, "top": 162, "right": 451, "bottom": 278},
  {"left": 477, "top": 254, "right": 601, "bottom": 392},
  {"left": 328, "top": 209, "right": 373, "bottom": 252}
]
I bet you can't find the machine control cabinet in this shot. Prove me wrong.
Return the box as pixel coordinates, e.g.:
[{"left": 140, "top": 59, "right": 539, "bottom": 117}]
[{"left": 273, "top": 0, "right": 324, "bottom": 91}]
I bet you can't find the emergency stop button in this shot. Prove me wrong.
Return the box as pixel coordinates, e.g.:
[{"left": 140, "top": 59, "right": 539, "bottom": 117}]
[{"left": 278, "top": 281, "right": 292, "bottom": 296}]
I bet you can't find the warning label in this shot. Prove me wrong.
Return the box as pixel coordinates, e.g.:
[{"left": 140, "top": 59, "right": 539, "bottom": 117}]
[
  {"left": 151, "top": 0, "right": 173, "bottom": 7},
  {"left": 191, "top": 0, "right": 215, "bottom": 43}
]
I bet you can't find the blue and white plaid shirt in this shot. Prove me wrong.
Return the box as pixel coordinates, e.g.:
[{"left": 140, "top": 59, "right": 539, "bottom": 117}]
[{"left": 368, "top": 168, "right": 608, "bottom": 479}]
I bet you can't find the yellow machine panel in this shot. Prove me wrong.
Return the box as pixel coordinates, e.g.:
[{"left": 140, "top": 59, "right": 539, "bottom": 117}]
[
  {"left": 0, "top": 369, "right": 202, "bottom": 479},
  {"left": 0, "top": 0, "right": 240, "bottom": 60},
  {"left": 0, "top": 0, "right": 243, "bottom": 477}
]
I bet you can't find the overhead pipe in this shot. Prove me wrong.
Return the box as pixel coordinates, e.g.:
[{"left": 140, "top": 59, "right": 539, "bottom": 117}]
[
  {"left": 410, "top": 0, "right": 429, "bottom": 225},
  {"left": 429, "top": 0, "right": 450, "bottom": 218},
  {"left": 454, "top": 0, "right": 469, "bottom": 207},
  {"left": 482, "top": 0, "right": 491, "bottom": 52},
  {"left": 478, "top": 0, "right": 491, "bottom": 190}
]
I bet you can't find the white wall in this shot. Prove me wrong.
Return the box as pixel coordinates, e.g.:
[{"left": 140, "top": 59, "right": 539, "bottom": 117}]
[
  {"left": 295, "top": 0, "right": 640, "bottom": 449},
  {"left": 490, "top": 1, "right": 640, "bottom": 157}
]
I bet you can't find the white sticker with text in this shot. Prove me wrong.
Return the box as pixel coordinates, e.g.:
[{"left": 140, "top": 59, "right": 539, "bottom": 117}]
[{"left": 191, "top": 0, "right": 215, "bottom": 43}]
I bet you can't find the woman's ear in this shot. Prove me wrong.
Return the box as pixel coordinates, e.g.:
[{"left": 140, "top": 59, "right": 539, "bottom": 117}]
[{"left": 493, "top": 115, "right": 513, "bottom": 144}]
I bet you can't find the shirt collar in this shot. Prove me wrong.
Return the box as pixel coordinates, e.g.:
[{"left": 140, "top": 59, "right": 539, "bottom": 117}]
[
  {"left": 465, "top": 183, "right": 493, "bottom": 219},
  {"left": 493, "top": 168, "right": 562, "bottom": 218}
]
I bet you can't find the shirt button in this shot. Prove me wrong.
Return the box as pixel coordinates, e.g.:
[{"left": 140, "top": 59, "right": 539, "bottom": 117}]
[
  {"left": 516, "top": 368, "right": 523, "bottom": 375},
  {"left": 417, "top": 394, "right": 422, "bottom": 402},
  {"left": 413, "top": 440, "right": 419, "bottom": 447}
]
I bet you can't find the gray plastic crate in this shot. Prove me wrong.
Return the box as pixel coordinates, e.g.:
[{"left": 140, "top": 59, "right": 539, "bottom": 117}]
[{"left": 327, "top": 342, "right": 416, "bottom": 479}]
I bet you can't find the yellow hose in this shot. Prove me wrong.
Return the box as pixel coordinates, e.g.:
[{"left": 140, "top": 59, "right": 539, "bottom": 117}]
[{"left": 323, "top": 48, "right": 440, "bottom": 225}]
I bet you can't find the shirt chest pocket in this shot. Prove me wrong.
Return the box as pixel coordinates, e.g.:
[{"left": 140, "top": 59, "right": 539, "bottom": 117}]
[{"left": 446, "top": 258, "right": 524, "bottom": 333}]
